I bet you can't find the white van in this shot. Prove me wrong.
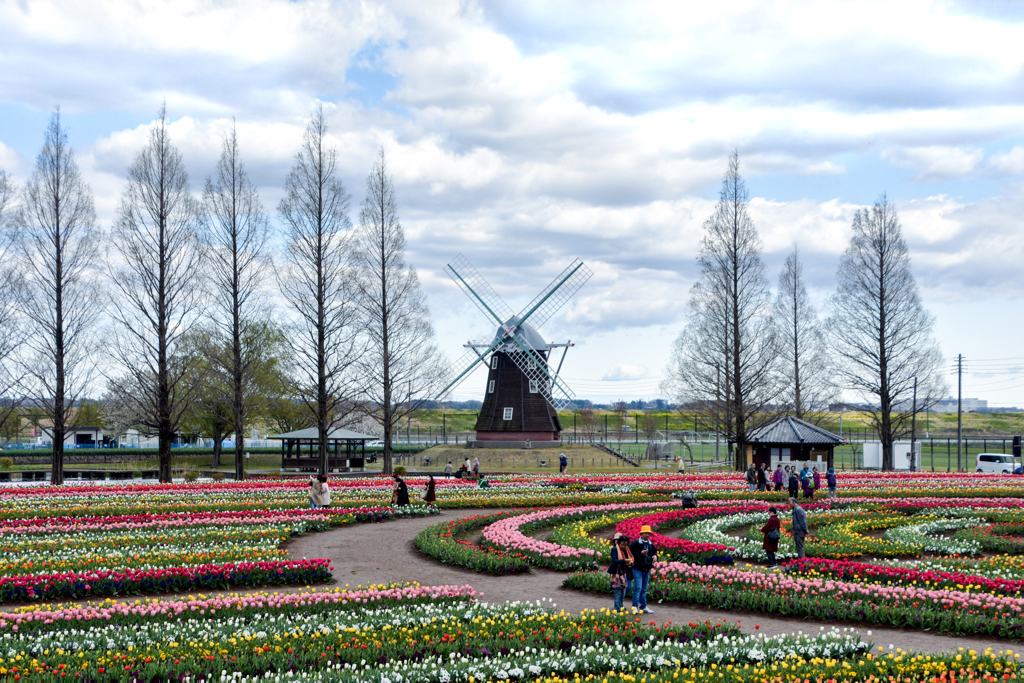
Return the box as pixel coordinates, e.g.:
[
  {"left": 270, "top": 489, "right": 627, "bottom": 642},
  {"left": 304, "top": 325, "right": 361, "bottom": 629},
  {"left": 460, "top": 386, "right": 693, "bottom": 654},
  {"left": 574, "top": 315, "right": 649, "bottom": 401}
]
[{"left": 976, "top": 453, "right": 1016, "bottom": 474}]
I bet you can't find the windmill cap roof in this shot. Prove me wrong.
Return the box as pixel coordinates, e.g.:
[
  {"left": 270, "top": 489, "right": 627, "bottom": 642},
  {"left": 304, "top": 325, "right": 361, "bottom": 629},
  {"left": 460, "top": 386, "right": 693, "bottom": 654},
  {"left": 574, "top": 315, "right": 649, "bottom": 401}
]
[{"left": 492, "top": 318, "right": 548, "bottom": 351}]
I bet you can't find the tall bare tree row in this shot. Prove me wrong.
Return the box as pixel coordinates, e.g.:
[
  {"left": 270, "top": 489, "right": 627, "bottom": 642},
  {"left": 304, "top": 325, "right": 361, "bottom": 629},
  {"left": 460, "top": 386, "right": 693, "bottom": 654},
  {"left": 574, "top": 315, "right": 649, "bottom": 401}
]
[
  {"left": 1, "top": 105, "right": 452, "bottom": 482},
  {"left": 278, "top": 106, "right": 363, "bottom": 476},
  {"left": 773, "top": 246, "right": 835, "bottom": 421},
  {"left": 664, "top": 151, "right": 779, "bottom": 470},
  {"left": 200, "top": 121, "right": 271, "bottom": 480},
  {"left": 107, "top": 105, "right": 205, "bottom": 483},
  {"left": 665, "top": 152, "right": 945, "bottom": 471},
  {"left": 0, "top": 170, "right": 25, "bottom": 448},
  {"left": 17, "top": 111, "right": 101, "bottom": 485},
  {"left": 351, "top": 149, "right": 445, "bottom": 475},
  {"left": 827, "top": 196, "right": 945, "bottom": 469}
]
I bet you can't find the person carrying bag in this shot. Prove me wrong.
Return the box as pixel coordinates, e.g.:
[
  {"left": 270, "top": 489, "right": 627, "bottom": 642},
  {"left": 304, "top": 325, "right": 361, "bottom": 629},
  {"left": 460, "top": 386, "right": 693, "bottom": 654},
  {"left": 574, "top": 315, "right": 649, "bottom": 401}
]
[{"left": 607, "top": 534, "right": 634, "bottom": 611}]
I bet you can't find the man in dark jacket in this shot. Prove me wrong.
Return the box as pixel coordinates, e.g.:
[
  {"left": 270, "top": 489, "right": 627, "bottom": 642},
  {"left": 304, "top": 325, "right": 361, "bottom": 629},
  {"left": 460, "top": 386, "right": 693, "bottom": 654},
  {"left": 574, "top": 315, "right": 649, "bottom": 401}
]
[
  {"left": 745, "top": 464, "right": 757, "bottom": 492},
  {"left": 629, "top": 525, "right": 658, "bottom": 614},
  {"left": 789, "top": 497, "right": 808, "bottom": 558},
  {"left": 756, "top": 464, "right": 768, "bottom": 492}
]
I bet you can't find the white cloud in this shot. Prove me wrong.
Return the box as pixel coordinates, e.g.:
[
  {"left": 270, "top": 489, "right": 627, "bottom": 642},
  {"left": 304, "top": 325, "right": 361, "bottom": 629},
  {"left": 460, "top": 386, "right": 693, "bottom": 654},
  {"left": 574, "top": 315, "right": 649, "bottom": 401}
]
[
  {"left": 0, "top": 142, "right": 22, "bottom": 175},
  {"left": 602, "top": 364, "right": 648, "bottom": 381},
  {"left": 883, "top": 145, "right": 985, "bottom": 180},
  {"left": 7, "top": 0, "right": 1024, "bottom": 401},
  {"left": 988, "top": 146, "right": 1024, "bottom": 176}
]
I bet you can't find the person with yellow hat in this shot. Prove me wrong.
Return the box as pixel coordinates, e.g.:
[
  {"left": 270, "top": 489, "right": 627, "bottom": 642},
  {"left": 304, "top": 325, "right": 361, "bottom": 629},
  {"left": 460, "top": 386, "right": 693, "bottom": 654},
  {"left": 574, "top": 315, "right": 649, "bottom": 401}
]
[{"left": 628, "top": 524, "right": 658, "bottom": 613}]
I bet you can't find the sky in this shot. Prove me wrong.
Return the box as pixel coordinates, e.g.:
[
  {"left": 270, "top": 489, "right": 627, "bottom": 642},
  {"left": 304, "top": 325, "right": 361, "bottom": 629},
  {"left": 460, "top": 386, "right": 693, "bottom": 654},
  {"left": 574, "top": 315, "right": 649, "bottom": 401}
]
[{"left": 3, "top": 0, "right": 1024, "bottom": 405}]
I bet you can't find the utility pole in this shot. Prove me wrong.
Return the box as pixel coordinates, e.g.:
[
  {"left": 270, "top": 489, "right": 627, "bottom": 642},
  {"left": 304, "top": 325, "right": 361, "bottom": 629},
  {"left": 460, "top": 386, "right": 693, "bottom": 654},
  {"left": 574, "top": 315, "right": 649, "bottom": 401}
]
[
  {"left": 910, "top": 377, "right": 917, "bottom": 472},
  {"left": 957, "top": 354, "right": 963, "bottom": 472}
]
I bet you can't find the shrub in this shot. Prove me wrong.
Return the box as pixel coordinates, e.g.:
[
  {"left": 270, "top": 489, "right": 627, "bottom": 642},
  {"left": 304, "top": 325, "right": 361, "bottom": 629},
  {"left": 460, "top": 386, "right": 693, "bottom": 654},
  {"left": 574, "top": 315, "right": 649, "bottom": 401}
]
[
  {"left": 0, "top": 457, "right": 12, "bottom": 470},
  {"left": 183, "top": 470, "right": 200, "bottom": 482},
  {"left": 393, "top": 465, "right": 407, "bottom": 476},
  {"left": 211, "top": 472, "right": 226, "bottom": 482}
]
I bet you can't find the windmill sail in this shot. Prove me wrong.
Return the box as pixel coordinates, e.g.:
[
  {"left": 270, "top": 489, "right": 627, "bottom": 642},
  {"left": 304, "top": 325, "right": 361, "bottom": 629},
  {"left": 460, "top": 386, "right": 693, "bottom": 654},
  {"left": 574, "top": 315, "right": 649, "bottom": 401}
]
[
  {"left": 505, "top": 333, "right": 577, "bottom": 410},
  {"left": 444, "top": 254, "right": 514, "bottom": 326},
  {"left": 435, "top": 339, "right": 504, "bottom": 400},
  {"left": 516, "top": 259, "right": 593, "bottom": 330}
]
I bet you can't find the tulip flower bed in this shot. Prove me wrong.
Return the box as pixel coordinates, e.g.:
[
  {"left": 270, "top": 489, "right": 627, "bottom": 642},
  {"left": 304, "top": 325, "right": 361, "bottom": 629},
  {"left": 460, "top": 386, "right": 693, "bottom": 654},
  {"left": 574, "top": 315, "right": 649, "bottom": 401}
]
[
  {"left": 0, "top": 477, "right": 451, "bottom": 601},
  {"left": 414, "top": 511, "right": 534, "bottom": 574},
  {"left": 566, "top": 560, "right": 1024, "bottom": 638},
  {"left": 0, "top": 558, "right": 333, "bottom": 601},
  {"left": 572, "top": 648, "right": 1019, "bottom": 683},
  {"left": 784, "top": 557, "right": 1024, "bottom": 596},
  {"left": 0, "top": 584, "right": 877, "bottom": 682}
]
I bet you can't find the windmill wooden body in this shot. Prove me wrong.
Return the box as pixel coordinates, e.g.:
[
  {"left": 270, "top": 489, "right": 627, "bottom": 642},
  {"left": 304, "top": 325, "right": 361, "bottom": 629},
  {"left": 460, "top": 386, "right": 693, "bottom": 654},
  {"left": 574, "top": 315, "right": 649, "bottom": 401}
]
[{"left": 437, "top": 254, "right": 592, "bottom": 446}]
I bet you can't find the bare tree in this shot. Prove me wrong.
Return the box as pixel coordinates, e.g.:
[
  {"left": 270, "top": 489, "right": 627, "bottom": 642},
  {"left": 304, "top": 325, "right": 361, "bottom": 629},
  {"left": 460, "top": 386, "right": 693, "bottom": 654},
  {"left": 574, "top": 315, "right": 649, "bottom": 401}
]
[
  {"left": 577, "top": 407, "right": 599, "bottom": 443},
  {"left": 17, "top": 110, "right": 101, "bottom": 484},
  {"left": 0, "top": 170, "right": 25, "bottom": 447},
  {"left": 108, "top": 105, "right": 205, "bottom": 483},
  {"left": 827, "top": 195, "right": 945, "bottom": 470},
  {"left": 278, "top": 105, "right": 361, "bottom": 475},
  {"left": 662, "top": 151, "right": 779, "bottom": 470},
  {"left": 773, "top": 246, "right": 836, "bottom": 421},
  {"left": 350, "top": 149, "right": 445, "bottom": 474},
  {"left": 200, "top": 122, "right": 270, "bottom": 480}
]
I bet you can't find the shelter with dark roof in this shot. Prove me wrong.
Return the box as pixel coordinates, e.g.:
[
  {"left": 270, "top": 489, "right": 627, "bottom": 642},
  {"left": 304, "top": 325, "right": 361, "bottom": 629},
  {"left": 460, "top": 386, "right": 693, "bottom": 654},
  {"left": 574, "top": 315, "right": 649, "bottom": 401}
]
[
  {"left": 739, "top": 416, "right": 846, "bottom": 469},
  {"left": 268, "top": 427, "right": 378, "bottom": 472}
]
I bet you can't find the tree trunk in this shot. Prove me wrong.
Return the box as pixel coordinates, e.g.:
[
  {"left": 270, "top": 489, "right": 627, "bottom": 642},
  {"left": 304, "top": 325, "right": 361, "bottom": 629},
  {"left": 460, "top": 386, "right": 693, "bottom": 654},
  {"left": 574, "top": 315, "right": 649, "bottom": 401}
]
[{"left": 211, "top": 427, "right": 223, "bottom": 469}]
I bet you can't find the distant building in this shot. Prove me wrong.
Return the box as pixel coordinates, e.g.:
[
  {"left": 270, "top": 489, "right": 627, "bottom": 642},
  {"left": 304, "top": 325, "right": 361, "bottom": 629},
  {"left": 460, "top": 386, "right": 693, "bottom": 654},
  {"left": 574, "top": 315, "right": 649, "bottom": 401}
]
[{"left": 932, "top": 397, "right": 987, "bottom": 413}]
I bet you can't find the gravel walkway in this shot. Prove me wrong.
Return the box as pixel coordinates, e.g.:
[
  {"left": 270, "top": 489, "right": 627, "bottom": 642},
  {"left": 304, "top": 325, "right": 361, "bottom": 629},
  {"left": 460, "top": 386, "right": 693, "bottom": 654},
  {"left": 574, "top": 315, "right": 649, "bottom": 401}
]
[{"left": 285, "top": 507, "right": 1015, "bottom": 656}]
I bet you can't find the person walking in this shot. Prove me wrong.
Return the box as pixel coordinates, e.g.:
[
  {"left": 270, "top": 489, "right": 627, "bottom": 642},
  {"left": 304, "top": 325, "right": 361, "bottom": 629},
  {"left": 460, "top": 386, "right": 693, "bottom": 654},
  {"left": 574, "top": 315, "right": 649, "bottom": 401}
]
[
  {"left": 559, "top": 452, "right": 568, "bottom": 473},
  {"left": 756, "top": 463, "right": 768, "bottom": 492},
  {"left": 812, "top": 467, "right": 821, "bottom": 496},
  {"left": 629, "top": 525, "right": 658, "bottom": 614},
  {"left": 773, "top": 464, "right": 784, "bottom": 491},
  {"left": 473, "top": 457, "right": 481, "bottom": 476},
  {"left": 789, "top": 497, "right": 808, "bottom": 559},
  {"left": 745, "top": 464, "right": 757, "bottom": 492},
  {"left": 424, "top": 474, "right": 436, "bottom": 503},
  {"left": 788, "top": 468, "right": 799, "bottom": 499},
  {"left": 760, "top": 507, "right": 781, "bottom": 568},
  {"left": 444, "top": 461, "right": 453, "bottom": 479},
  {"left": 607, "top": 533, "right": 634, "bottom": 611},
  {"left": 826, "top": 467, "right": 838, "bottom": 499},
  {"left": 394, "top": 474, "right": 410, "bottom": 507},
  {"left": 309, "top": 474, "right": 328, "bottom": 509},
  {"left": 677, "top": 456, "right": 685, "bottom": 474}
]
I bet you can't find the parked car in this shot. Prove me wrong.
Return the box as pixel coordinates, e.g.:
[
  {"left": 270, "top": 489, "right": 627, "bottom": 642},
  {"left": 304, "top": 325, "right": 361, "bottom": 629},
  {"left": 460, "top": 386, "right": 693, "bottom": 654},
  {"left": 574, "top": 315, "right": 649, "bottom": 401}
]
[{"left": 976, "top": 453, "right": 1015, "bottom": 474}]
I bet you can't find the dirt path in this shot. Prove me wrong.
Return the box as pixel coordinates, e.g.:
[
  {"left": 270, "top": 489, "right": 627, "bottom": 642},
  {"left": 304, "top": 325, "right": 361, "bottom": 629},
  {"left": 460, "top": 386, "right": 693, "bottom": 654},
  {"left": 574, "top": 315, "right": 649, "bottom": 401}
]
[{"left": 284, "top": 508, "right": 1014, "bottom": 656}]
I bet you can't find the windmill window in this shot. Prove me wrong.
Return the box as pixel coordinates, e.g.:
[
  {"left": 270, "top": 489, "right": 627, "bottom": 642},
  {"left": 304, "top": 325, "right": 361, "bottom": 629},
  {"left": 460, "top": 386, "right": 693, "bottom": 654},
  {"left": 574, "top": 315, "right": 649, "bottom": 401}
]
[
  {"left": 491, "top": 356, "right": 499, "bottom": 369},
  {"left": 503, "top": 407, "right": 513, "bottom": 421},
  {"left": 488, "top": 380, "right": 495, "bottom": 393},
  {"left": 529, "top": 380, "right": 539, "bottom": 393}
]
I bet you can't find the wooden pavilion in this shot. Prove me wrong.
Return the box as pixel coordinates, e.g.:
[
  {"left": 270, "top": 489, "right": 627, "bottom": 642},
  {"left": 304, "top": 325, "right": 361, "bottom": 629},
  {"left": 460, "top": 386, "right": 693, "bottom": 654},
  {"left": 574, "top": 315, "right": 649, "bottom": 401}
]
[
  {"left": 740, "top": 416, "right": 846, "bottom": 470},
  {"left": 269, "top": 427, "right": 378, "bottom": 472}
]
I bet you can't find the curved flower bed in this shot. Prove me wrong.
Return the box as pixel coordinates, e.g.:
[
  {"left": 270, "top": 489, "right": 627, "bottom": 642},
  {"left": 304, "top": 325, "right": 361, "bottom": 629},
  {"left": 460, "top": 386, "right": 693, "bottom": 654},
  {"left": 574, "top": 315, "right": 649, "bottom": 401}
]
[
  {"left": 882, "top": 516, "right": 983, "bottom": 556},
  {"left": 415, "top": 511, "right": 534, "bottom": 574},
  {"left": 0, "top": 587, "right": 877, "bottom": 682},
  {"left": 0, "top": 558, "right": 333, "bottom": 602},
  {"left": 784, "top": 557, "right": 1024, "bottom": 596},
  {"left": 567, "top": 560, "right": 1024, "bottom": 637},
  {"left": 480, "top": 502, "right": 684, "bottom": 570}
]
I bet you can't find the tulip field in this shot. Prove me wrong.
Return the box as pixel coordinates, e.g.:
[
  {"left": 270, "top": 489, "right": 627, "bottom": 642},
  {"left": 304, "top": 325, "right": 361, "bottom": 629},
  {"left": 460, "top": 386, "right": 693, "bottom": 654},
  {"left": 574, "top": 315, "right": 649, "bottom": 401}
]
[{"left": 1, "top": 470, "right": 1024, "bottom": 680}]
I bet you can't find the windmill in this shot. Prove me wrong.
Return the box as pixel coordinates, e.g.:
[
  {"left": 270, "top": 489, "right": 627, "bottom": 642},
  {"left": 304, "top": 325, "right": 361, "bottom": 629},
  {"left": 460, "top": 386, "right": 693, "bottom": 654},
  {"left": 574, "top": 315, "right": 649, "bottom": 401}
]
[{"left": 436, "top": 253, "right": 593, "bottom": 444}]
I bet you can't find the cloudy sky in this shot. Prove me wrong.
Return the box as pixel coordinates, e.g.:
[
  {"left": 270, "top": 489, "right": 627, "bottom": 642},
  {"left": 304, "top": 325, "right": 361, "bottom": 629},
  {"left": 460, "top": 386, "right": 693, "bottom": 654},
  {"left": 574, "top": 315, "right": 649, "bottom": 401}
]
[{"left": 3, "top": 0, "right": 1024, "bottom": 405}]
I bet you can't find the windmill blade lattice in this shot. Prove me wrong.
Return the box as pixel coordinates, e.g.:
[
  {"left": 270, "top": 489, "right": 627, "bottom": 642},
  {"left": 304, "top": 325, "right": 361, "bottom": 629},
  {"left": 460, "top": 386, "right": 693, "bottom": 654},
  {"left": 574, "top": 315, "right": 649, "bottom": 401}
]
[
  {"left": 435, "top": 339, "right": 503, "bottom": 399},
  {"left": 505, "top": 334, "right": 577, "bottom": 410},
  {"left": 444, "top": 253, "right": 514, "bottom": 326},
  {"left": 516, "top": 259, "right": 593, "bottom": 330}
]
